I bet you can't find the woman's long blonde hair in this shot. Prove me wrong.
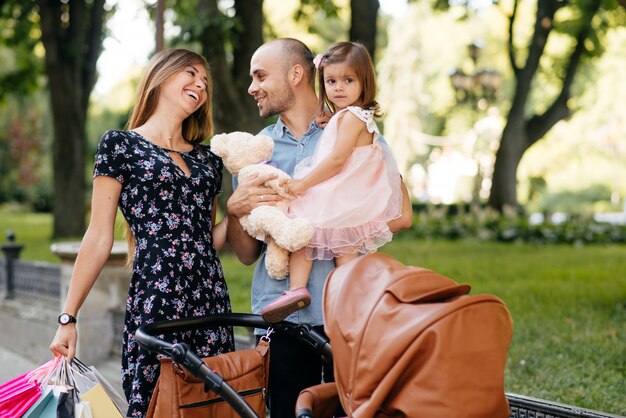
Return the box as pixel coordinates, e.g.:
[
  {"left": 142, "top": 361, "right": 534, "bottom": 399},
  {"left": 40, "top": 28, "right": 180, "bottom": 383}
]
[{"left": 124, "top": 49, "right": 214, "bottom": 265}]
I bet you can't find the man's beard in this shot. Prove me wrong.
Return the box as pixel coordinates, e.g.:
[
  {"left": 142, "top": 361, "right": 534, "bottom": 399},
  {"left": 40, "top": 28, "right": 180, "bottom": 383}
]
[{"left": 260, "top": 80, "right": 296, "bottom": 118}]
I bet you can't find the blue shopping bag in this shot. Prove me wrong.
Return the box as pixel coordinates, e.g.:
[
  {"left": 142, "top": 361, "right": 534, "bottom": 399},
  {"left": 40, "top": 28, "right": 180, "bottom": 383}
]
[{"left": 21, "top": 386, "right": 57, "bottom": 418}]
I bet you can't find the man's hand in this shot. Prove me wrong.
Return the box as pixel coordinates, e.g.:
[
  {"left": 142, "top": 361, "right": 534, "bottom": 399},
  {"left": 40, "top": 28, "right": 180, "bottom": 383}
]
[
  {"left": 227, "top": 172, "right": 282, "bottom": 219},
  {"left": 226, "top": 172, "right": 283, "bottom": 265}
]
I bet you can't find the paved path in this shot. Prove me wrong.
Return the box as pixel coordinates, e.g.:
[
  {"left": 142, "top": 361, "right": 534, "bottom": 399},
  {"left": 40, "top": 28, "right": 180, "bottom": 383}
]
[{"left": 0, "top": 344, "right": 38, "bottom": 382}]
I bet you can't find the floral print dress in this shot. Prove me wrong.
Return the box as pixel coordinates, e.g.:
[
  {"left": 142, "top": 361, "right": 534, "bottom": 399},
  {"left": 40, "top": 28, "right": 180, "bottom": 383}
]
[{"left": 93, "top": 130, "right": 235, "bottom": 417}]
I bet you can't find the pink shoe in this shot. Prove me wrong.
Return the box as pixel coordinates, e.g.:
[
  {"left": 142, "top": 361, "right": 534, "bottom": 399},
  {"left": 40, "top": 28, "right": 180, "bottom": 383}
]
[{"left": 261, "top": 287, "right": 312, "bottom": 323}]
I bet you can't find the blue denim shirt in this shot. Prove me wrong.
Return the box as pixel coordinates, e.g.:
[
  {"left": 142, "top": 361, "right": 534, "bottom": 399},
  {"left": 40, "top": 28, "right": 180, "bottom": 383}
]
[{"left": 233, "top": 117, "right": 335, "bottom": 329}]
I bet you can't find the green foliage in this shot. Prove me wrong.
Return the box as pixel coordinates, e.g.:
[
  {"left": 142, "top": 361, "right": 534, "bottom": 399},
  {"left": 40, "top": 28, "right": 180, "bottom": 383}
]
[
  {"left": 0, "top": 1, "right": 43, "bottom": 101},
  {"left": 263, "top": 0, "right": 347, "bottom": 50},
  {"left": 167, "top": 1, "right": 237, "bottom": 53},
  {"left": 292, "top": 0, "right": 341, "bottom": 37},
  {"left": 294, "top": 0, "right": 340, "bottom": 22},
  {"left": 405, "top": 205, "right": 626, "bottom": 244},
  {"left": 532, "top": 184, "right": 612, "bottom": 213},
  {"left": 0, "top": 94, "right": 52, "bottom": 210}
]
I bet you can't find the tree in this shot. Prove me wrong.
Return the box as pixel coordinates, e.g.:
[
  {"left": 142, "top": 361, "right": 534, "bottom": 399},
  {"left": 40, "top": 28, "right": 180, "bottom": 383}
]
[
  {"left": 36, "top": 0, "right": 108, "bottom": 237},
  {"left": 1, "top": 0, "right": 109, "bottom": 237},
  {"left": 350, "top": 0, "right": 379, "bottom": 60},
  {"left": 0, "top": 2, "right": 42, "bottom": 101},
  {"left": 487, "top": 0, "right": 626, "bottom": 211}
]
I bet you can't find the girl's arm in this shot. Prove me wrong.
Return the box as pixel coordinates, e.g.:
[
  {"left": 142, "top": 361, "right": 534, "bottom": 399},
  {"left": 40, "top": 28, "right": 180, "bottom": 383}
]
[
  {"left": 287, "top": 112, "right": 365, "bottom": 196},
  {"left": 389, "top": 179, "right": 413, "bottom": 233},
  {"left": 212, "top": 197, "right": 228, "bottom": 251},
  {"left": 50, "top": 175, "right": 121, "bottom": 359}
]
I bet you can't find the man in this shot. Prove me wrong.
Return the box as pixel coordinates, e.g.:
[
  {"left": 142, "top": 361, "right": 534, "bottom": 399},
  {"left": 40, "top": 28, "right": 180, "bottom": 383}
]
[{"left": 226, "top": 38, "right": 412, "bottom": 418}]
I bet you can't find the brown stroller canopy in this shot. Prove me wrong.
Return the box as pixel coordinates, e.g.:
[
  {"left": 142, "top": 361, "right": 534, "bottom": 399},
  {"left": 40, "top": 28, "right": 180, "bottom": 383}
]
[{"left": 322, "top": 253, "right": 512, "bottom": 417}]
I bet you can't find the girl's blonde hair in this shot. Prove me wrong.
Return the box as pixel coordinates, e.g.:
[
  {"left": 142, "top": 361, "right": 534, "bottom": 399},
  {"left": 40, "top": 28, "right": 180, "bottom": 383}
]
[
  {"left": 316, "top": 41, "right": 381, "bottom": 117},
  {"left": 124, "top": 49, "right": 214, "bottom": 264}
]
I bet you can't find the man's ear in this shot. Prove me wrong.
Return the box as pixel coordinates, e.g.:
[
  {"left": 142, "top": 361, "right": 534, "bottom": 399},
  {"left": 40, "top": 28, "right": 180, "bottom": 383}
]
[{"left": 289, "top": 64, "right": 304, "bottom": 86}]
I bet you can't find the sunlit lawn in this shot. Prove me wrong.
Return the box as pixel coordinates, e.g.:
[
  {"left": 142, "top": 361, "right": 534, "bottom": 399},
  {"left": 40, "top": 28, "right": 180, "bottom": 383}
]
[{"left": 1, "top": 211, "right": 624, "bottom": 414}]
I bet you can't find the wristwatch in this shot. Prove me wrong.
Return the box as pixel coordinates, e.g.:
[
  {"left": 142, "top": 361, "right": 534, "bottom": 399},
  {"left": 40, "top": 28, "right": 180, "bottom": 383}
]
[{"left": 58, "top": 313, "right": 77, "bottom": 325}]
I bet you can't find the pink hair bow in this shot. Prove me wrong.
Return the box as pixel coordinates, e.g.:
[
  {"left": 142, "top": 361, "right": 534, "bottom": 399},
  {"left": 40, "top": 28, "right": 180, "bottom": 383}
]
[{"left": 313, "top": 54, "right": 324, "bottom": 69}]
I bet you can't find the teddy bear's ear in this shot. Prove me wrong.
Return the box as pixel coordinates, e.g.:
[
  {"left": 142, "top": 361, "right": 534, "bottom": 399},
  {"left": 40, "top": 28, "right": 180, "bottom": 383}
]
[{"left": 210, "top": 133, "right": 228, "bottom": 158}]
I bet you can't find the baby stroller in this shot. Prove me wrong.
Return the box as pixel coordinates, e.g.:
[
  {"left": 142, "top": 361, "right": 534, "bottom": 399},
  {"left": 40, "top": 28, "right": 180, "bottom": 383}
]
[{"left": 136, "top": 254, "right": 620, "bottom": 418}]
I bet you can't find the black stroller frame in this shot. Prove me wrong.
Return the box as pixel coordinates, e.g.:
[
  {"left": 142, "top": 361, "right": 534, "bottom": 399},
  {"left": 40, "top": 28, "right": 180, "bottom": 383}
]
[{"left": 136, "top": 313, "right": 622, "bottom": 418}]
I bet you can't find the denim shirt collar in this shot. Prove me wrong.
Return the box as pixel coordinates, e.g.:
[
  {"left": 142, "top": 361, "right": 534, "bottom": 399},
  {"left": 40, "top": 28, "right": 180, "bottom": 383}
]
[{"left": 272, "top": 116, "right": 320, "bottom": 141}]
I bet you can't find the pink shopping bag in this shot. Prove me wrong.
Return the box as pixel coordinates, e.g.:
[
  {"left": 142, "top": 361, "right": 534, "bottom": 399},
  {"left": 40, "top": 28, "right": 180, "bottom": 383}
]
[
  {"left": 0, "top": 373, "right": 42, "bottom": 418},
  {"left": 0, "top": 356, "right": 61, "bottom": 418}
]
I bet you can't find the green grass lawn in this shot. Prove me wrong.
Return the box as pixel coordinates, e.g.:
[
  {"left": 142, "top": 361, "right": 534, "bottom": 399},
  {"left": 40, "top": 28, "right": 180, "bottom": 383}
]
[{"left": 2, "top": 212, "right": 624, "bottom": 414}]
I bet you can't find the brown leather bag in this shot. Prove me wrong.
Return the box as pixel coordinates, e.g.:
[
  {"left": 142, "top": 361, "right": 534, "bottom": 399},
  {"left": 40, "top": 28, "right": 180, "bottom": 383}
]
[
  {"left": 146, "top": 338, "right": 269, "bottom": 418},
  {"left": 320, "top": 253, "right": 513, "bottom": 418}
]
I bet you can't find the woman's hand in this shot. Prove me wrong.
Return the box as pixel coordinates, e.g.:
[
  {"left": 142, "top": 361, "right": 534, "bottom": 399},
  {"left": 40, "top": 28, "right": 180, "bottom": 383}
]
[{"left": 50, "top": 324, "right": 78, "bottom": 360}]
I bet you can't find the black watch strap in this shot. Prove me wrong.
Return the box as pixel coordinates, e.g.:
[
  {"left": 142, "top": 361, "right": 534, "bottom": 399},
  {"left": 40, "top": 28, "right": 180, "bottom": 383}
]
[{"left": 58, "top": 313, "right": 77, "bottom": 325}]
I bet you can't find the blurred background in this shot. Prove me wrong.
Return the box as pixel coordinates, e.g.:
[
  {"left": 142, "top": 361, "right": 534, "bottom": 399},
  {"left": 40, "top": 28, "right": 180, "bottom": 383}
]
[
  {"left": 0, "top": 0, "right": 625, "bottom": 415},
  {"left": 1, "top": 0, "right": 625, "bottom": 239}
]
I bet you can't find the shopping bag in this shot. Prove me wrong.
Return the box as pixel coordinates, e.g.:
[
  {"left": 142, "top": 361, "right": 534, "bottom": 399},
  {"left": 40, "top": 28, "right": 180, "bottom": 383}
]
[
  {"left": 21, "top": 386, "right": 54, "bottom": 418},
  {"left": 0, "top": 355, "right": 59, "bottom": 418},
  {"left": 88, "top": 367, "right": 128, "bottom": 415},
  {"left": 74, "top": 399, "right": 93, "bottom": 418},
  {"left": 80, "top": 384, "right": 123, "bottom": 418},
  {"left": 57, "top": 389, "right": 77, "bottom": 418},
  {"left": 21, "top": 386, "right": 61, "bottom": 418},
  {"left": 10, "top": 356, "right": 65, "bottom": 418},
  {"left": 0, "top": 373, "right": 41, "bottom": 418},
  {"left": 70, "top": 359, "right": 128, "bottom": 416}
]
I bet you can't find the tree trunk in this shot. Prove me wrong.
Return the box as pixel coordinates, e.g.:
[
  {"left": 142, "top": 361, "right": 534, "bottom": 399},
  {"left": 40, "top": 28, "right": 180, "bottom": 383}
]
[
  {"left": 488, "top": 119, "right": 526, "bottom": 211},
  {"left": 197, "top": 0, "right": 265, "bottom": 213},
  {"left": 350, "top": 0, "right": 379, "bottom": 60},
  {"left": 488, "top": 0, "right": 554, "bottom": 211},
  {"left": 199, "top": 0, "right": 264, "bottom": 135},
  {"left": 37, "top": 0, "right": 105, "bottom": 238}
]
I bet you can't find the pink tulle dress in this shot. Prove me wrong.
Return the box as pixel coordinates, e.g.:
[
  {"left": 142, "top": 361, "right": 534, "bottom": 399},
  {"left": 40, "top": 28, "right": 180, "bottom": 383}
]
[{"left": 287, "top": 106, "right": 403, "bottom": 260}]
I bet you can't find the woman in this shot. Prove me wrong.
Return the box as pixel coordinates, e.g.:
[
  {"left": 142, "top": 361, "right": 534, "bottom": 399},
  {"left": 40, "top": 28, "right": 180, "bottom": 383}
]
[{"left": 50, "top": 48, "right": 235, "bottom": 417}]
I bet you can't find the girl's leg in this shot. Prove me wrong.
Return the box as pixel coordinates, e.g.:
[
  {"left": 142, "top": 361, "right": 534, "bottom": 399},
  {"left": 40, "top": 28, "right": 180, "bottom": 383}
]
[
  {"left": 289, "top": 248, "right": 313, "bottom": 289},
  {"left": 261, "top": 249, "right": 313, "bottom": 323},
  {"left": 335, "top": 252, "right": 359, "bottom": 267}
]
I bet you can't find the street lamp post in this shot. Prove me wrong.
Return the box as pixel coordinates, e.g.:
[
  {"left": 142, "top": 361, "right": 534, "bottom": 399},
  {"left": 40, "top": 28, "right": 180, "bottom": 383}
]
[
  {"left": 1, "top": 230, "right": 24, "bottom": 300},
  {"left": 449, "top": 42, "right": 502, "bottom": 111}
]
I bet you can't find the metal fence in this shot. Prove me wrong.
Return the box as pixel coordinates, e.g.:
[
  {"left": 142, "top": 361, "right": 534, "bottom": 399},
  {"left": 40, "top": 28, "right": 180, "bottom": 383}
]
[{"left": 0, "top": 258, "right": 61, "bottom": 302}]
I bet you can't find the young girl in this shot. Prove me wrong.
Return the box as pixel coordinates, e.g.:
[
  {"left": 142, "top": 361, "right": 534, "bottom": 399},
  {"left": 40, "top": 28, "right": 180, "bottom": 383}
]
[{"left": 261, "top": 41, "right": 404, "bottom": 323}]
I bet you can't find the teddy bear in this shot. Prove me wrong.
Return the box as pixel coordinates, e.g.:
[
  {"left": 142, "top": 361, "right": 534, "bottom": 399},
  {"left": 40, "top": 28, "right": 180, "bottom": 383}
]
[{"left": 211, "top": 131, "right": 313, "bottom": 279}]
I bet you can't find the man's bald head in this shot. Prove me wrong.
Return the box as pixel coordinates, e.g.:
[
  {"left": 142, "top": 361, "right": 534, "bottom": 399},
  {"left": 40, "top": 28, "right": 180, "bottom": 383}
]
[{"left": 260, "top": 38, "right": 316, "bottom": 88}]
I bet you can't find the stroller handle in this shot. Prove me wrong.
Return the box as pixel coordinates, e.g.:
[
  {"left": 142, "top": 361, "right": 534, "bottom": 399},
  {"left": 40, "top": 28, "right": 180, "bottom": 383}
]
[{"left": 135, "top": 312, "right": 333, "bottom": 360}]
